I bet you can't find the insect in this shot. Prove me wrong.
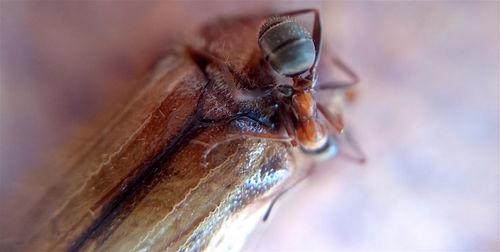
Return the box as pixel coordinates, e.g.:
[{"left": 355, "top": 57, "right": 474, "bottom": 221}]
[
  {"left": 256, "top": 9, "right": 359, "bottom": 155},
  {"left": 187, "top": 8, "right": 362, "bottom": 221},
  {"left": 194, "top": 9, "right": 360, "bottom": 166},
  {"left": 16, "top": 8, "right": 360, "bottom": 252}
]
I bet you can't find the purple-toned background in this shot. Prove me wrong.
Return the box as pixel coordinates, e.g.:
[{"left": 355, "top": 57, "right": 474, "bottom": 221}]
[{"left": 1, "top": 2, "right": 498, "bottom": 251}]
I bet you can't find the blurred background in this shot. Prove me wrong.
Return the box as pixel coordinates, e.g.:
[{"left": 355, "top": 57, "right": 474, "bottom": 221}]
[{"left": 1, "top": 1, "right": 498, "bottom": 251}]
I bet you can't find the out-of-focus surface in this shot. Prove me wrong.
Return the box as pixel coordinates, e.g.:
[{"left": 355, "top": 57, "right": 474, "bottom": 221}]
[{"left": 0, "top": 1, "right": 498, "bottom": 251}]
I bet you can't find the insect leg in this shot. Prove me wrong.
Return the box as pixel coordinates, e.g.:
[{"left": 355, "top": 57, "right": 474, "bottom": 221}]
[
  {"left": 197, "top": 110, "right": 275, "bottom": 130},
  {"left": 194, "top": 111, "right": 292, "bottom": 169},
  {"left": 318, "top": 103, "right": 365, "bottom": 163},
  {"left": 278, "top": 103, "right": 298, "bottom": 147},
  {"left": 263, "top": 162, "right": 316, "bottom": 221},
  {"left": 339, "top": 128, "right": 367, "bottom": 164},
  {"left": 317, "top": 52, "right": 360, "bottom": 90},
  {"left": 201, "top": 131, "right": 293, "bottom": 169},
  {"left": 262, "top": 190, "right": 284, "bottom": 221},
  {"left": 317, "top": 102, "right": 344, "bottom": 133}
]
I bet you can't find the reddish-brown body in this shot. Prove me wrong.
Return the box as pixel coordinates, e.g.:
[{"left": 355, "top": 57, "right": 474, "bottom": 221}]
[{"left": 293, "top": 87, "right": 328, "bottom": 150}]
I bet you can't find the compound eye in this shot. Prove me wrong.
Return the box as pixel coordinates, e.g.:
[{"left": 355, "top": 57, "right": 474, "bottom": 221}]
[{"left": 258, "top": 17, "right": 316, "bottom": 77}]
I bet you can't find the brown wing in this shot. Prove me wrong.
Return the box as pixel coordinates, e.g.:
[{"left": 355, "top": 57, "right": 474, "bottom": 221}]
[
  {"left": 78, "top": 123, "right": 292, "bottom": 251},
  {"left": 20, "top": 47, "right": 206, "bottom": 250}
]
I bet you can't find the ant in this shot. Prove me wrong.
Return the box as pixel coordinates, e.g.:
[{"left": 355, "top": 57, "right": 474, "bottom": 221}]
[{"left": 187, "top": 9, "right": 365, "bottom": 219}]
